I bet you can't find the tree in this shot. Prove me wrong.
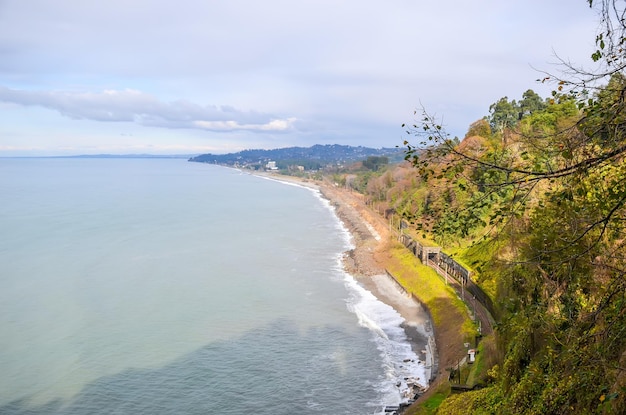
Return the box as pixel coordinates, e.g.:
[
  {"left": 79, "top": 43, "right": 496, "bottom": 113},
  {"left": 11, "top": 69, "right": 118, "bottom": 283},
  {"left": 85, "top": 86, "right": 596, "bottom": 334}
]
[
  {"left": 404, "top": 83, "right": 625, "bottom": 257},
  {"left": 518, "top": 89, "right": 546, "bottom": 118},
  {"left": 488, "top": 96, "right": 518, "bottom": 132},
  {"left": 465, "top": 118, "right": 492, "bottom": 139},
  {"left": 362, "top": 155, "right": 389, "bottom": 171},
  {"left": 402, "top": 1, "right": 626, "bottom": 412}
]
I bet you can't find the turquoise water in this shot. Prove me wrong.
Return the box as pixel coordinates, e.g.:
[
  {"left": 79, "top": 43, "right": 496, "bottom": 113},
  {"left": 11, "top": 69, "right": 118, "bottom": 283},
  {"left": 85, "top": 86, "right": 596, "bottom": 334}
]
[{"left": 0, "top": 158, "right": 427, "bottom": 414}]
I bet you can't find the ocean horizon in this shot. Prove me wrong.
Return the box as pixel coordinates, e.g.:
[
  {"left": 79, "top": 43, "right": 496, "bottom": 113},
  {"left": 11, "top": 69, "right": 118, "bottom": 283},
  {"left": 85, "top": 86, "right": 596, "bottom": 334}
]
[{"left": 0, "top": 158, "right": 430, "bottom": 414}]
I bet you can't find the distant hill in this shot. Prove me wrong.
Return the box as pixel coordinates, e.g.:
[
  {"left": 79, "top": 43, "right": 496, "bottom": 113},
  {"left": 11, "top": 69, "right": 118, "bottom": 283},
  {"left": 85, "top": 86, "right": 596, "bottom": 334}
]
[
  {"left": 58, "top": 154, "right": 193, "bottom": 159},
  {"left": 188, "top": 144, "right": 404, "bottom": 170}
]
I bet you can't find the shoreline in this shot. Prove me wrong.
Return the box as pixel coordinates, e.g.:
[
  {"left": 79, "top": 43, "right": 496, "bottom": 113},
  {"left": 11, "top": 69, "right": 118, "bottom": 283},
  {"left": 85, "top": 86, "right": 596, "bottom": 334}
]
[
  {"left": 317, "top": 181, "right": 437, "bottom": 401},
  {"left": 254, "top": 172, "right": 437, "bottom": 403}
]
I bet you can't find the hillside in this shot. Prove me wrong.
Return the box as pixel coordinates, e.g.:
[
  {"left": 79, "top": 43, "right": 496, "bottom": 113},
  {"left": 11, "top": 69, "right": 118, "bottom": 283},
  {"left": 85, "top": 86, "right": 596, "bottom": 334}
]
[
  {"left": 324, "top": 82, "right": 626, "bottom": 414},
  {"left": 188, "top": 144, "right": 404, "bottom": 170}
]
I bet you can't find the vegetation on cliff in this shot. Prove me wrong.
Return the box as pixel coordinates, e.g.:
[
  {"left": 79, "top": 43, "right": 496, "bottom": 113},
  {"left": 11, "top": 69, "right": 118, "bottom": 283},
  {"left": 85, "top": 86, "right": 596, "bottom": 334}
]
[
  {"left": 330, "top": 3, "right": 626, "bottom": 413},
  {"left": 416, "top": 77, "right": 626, "bottom": 414}
]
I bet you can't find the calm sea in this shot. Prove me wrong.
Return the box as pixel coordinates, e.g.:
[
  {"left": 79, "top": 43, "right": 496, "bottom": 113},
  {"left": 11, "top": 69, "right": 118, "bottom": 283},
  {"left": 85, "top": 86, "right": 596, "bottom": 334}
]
[{"left": 0, "top": 158, "right": 428, "bottom": 414}]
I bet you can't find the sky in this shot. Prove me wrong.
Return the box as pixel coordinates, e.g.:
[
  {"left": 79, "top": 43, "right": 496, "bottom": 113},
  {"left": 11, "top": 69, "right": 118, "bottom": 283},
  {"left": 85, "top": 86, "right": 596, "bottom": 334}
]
[{"left": 0, "top": 0, "right": 601, "bottom": 156}]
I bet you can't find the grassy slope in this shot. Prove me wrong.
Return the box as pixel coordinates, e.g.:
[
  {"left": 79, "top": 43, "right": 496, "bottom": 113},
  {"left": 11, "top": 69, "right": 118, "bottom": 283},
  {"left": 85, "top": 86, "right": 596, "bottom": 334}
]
[{"left": 376, "top": 241, "right": 479, "bottom": 414}]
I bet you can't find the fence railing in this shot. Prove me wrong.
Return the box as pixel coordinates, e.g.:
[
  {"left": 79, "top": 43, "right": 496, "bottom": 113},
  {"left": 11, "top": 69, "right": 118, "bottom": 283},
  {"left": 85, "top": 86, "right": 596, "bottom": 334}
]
[{"left": 398, "top": 231, "right": 496, "bottom": 320}]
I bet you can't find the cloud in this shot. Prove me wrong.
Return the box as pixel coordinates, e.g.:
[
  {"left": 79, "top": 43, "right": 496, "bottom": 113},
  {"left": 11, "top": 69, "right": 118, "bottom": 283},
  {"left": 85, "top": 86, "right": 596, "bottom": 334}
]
[
  {"left": 0, "top": 1, "right": 602, "bottom": 155},
  {"left": 0, "top": 86, "right": 295, "bottom": 133},
  {"left": 194, "top": 118, "right": 296, "bottom": 132}
]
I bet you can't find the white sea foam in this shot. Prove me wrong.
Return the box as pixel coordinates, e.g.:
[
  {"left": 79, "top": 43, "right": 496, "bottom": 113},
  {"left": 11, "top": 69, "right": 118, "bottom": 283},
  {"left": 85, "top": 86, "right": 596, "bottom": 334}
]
[
  {"left": 342, "top": 272, "right": 429, "bottom": 407},
  {"left": 308, "top": 179, "right": 430, "bottom": 408}
]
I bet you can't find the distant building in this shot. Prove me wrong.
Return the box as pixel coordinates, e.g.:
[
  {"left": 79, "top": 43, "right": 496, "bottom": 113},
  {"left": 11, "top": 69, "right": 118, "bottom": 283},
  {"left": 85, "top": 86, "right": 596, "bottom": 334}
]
[{"left": 265, "top": 161, "right": 278, "bottom": 170}]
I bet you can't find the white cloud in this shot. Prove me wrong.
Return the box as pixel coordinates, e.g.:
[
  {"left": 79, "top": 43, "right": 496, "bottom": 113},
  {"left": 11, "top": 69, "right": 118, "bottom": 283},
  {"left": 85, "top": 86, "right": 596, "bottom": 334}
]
[
  {"left": 0, "top": 86, "right": 291, "bottom": 133},
  {"left": 0, "top": 0, "right": 602, "bottom": 154},
  {"left": 193, "top": 118, "right": 296, "bottom": 132}
]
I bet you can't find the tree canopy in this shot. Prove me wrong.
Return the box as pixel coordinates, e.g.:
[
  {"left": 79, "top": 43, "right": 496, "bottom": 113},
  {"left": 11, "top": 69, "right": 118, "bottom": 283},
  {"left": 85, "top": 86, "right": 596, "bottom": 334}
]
[{"left": 400, "top": 1, "right": 626, "bottom": 413}]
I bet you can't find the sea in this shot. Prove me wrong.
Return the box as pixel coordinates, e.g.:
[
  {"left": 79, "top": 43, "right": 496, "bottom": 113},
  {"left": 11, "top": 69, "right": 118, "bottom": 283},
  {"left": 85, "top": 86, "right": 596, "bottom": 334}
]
[{"left": 0, "top": 158, "right": 430, "bottom": 415}]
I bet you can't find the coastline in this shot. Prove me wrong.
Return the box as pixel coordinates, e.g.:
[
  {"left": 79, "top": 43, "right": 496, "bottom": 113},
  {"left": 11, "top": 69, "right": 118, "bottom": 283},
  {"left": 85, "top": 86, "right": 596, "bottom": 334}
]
[
  {"left": 255, "top": 172, "right": 438, "bottom": 403},
  {"left": 316, "top": 182, "right": 437, "bottom": 395}
]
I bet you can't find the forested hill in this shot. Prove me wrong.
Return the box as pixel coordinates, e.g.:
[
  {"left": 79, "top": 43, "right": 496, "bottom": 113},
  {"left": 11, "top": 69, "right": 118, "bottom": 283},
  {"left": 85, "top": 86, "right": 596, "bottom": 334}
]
[
  {"left": 188, "top": 144, "right": 404, "bottom": 169},
  {"left": 341, "top": 80, "right": 626, "bottom": 413}
]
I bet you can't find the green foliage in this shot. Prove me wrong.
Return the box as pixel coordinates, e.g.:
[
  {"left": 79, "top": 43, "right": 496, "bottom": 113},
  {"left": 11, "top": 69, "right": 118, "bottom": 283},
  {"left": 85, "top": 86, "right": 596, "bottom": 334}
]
[
  {"left": 487, "top": 164, "right": 626, "bottom": 413},
  {"left": 416, "top": 391, "right": 447, "bottom": 415},
  {"left": 457, "top": 238, "right": 503, "bottom": 300},
  {"left": 349, "top": 171, "right": 374, "bottom": 193},
  {"left": 362, "top": 155, "right": 389, "bottom": 171},
  {"left": 431, "top": 189, "right": 490, "bottom": 244},
  {"left": 519, "top": 89, "right": 547, "bottom": 117},
  {"left": 346, "top": 5, "right": 626, "bottom": 412},
  {"left": 465, "top": 119, "right": 492, "bottom": 139},
  {"left": 386, "top": 243, "right": 474, "bottom": 337},
  {"left": 489, "top": 96, "right": 519, "bottom": 132},
  {"left": 436, "top": 387, "right": 504, "bottom": 415},
  {"left": 487, "top": 90, "right": 547, "bottom": 133},
  {"left": 465, "top": 337, "right": 499, "bottom": 387},
  {"left": 397, "top": 10, "right": 626, "bottom": 408},
  {"left": 330, "top": 173, "right": 346, "bottom": 187},
  {"left": 518, "top": 99, "right": 578, "bottom": 137},
  {"left": 406, "top": 383, "right": 451, "bottom": 415}
]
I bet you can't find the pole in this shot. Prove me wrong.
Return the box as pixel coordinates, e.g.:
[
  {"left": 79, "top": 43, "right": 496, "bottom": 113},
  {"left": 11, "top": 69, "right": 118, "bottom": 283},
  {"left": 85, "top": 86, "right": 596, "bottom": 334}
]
[
  {"left": 461, "top": 275, "right": 464, "bottom": 300},
  {"left": 472, "top": 296, "right": 476, "bottom": 321}
]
